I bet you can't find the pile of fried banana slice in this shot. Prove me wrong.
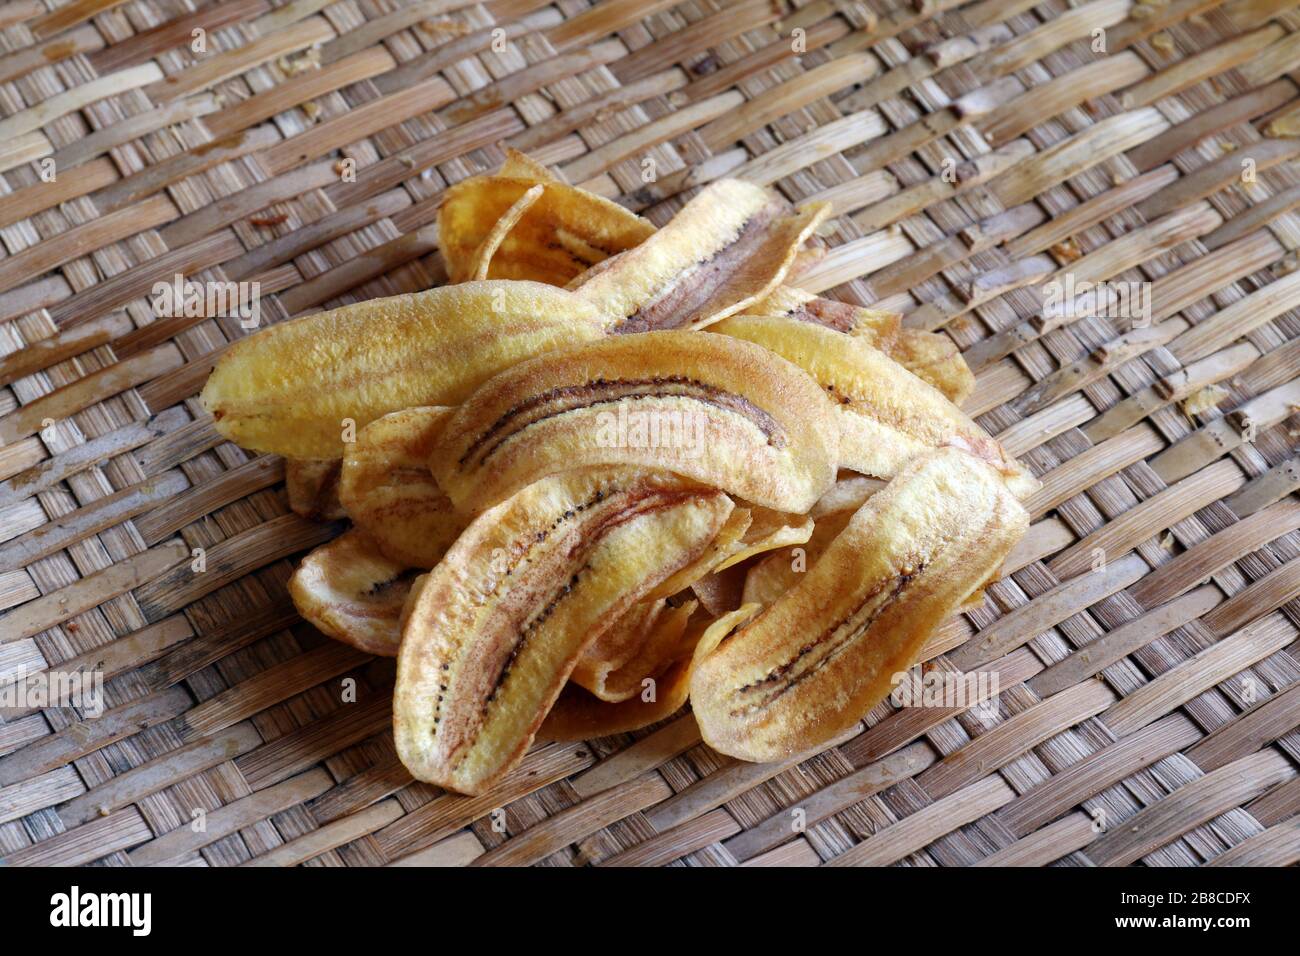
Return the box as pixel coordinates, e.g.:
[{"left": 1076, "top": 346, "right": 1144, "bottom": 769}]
[{"left": 201, "top": 150, "right": 1038, "bottom": 796}]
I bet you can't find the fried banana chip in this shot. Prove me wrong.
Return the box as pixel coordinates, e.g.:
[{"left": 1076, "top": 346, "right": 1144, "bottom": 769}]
[
  {"left": 394, "top": 468, "right": 734, "bottom": 794},
  {"left": 691, "top": 448, "right": 1029, "bottom": 762},
  {"left": 338, "top": 406, "right": 464, "bottom": 568},
  {"left": 750, "top": 287, "right": 974, "bottom": 404},
  {"left": 431, "top": 330, "right": 840, "bottom": 515},
  {"left": 285, "top": 458, "right": 345, "bottom": 520},
  {"left": 439, "top": 174, "right": 654, "bottom": 285},
  {"left": 200, "top": 281, "right": 607, "bottom": 459},
  {"left": 710, "top": 316, "right": 1036, "bottom": 498},
  {"left": 717, "top": 507, "right": 814, "bottom": 572},
  {"left": 571, "top": 180, "right": 830, "bottom": 333},
  {"left": 288, "top": 529, "right": 417, "bottom": 656},
  {"left": 573, "top": 598, "right": 697, "bottom": 702}
]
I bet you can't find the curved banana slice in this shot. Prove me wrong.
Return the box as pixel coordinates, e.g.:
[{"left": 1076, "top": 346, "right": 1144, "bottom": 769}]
[
  {"left": 285, "top": 458, "right": 345, "bottom": 520},
  {"left": 288, "top": 529, "right": 417, "bottom": 657},
  {"left": 394, "top": 468, "right": 734, "bottom": 794},
  {"left": 691, "top": 448, "right": 1029, "bottom": 762},
  {"left": 710, "top": 316, "right": 1036, "bottom": 498},
  {"left": 572, "top": 180, "right": 830, "bottom": 333},
  {"left": 751, "top": 287, "right": 974, "bottom": 404},
  {"left": 439, "top": 171, "right": 654, "bottom": 284},
  {"left": 200, "top": 281, "right": 607, "bottom": 459},
  {"left": 430, "top": 330, "right": 840, "bottom": 514},
  {"left": 338, "top": 406, "right": 464, "bottom": 568},
  {"left": 573, "top": 598, "right": 697, "bottom": 702}
]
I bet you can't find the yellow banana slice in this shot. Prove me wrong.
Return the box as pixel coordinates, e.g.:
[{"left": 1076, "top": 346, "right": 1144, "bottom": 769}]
[
  {"left": 394, "top": 468, "right": 734, "bottom": 794},
  {"left": 200, "top": 281, "right": 607, "bottom": 459},
  {"left": 690, "top": 447, "right": 1028, "bottom": 762},
  {"left": 338, "top": 406, "right": 464, "bottom": 568},
  {"left": 571, "top": 180, "right": 830, "bottom": 332},
  {"left": 439, "top": 165, "right": 654, "bottom": 284},
  {"left": 572, "top": 598, "right": 698, "bottom": 703},
  {"left": 430, "top": 330, "right": 840, "bottom": 515},
  {"left": 750, "top": 287, "right": 974, "bottom": 404},
  {"left": 710, "top": 315, "right": 1036, "bottom": 498},
  {"left": 288, "top": 529, "right": 417, "bottom": 657}
]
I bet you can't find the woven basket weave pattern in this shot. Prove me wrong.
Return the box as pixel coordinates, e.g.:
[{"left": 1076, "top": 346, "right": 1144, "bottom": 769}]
[{"left": 0, "top": 0, "right": 1299, "bottom": 867}]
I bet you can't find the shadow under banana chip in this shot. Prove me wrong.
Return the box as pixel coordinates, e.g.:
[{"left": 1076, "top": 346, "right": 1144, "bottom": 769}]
[
  {"left": 394, "top": 467, "right": 734, "bottom": 795},
  {"left": 690, "top": 447, "right": 1029, "bottom": 763},
  {"left": 430, "top": 330, "right": 841, "bottom": 515}
]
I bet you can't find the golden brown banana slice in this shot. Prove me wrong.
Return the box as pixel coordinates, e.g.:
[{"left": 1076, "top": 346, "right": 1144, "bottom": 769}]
[
  {"left": 338, "top": 407, "right": 464, "bottom": 568},
  {"left": 710, "top": 316, "right": 1036, "bottom": 498},
  {"left": 200, "top": 281, "right": 607, "bottom": 459},
  {"left": 439, "top": 172, "right": 654, "bottom": 284},
  {"left": 431, "top": 330, "right": 840, "bottom": 515},
  {"left": 571, "top": 180, "right": 830, "bottom": 333},
  {"left": 285, "top": 458, "right": 345, "bottom": 521},
  {"left": 573, "top": 598, "right": 697, "bottom": 702},
  {"left": 288, "top": 529, "right": 417, "bottom": 656},
  {"left": 691, "top": 448, "right": 1029, "bottom": 762},
  {"left": 394, "top": 468, "right": 734, "bottom": 794},
  {"left": 751, "top": 287, "right": 973, "bottom": 404}
]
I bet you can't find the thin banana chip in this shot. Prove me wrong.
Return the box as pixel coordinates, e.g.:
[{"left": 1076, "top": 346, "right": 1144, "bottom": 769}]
[
  {"left": 288, "top": 529, "right": 417, "bottom": 656},
  {"left": 285, "top": 458, "right": 345, "bottom": 521},
  {"left": 431, "top": 330, "right": 839, "bottom": 515},
  {"left": 339, "top": 406, "right": 464, "bottom": 568},
  {"left": 751, "top": 287, "right": 974, "bottom": 404},
  {"left": 710, "top": 316, "right": 1036, "bottom": 498},
  {"left": 439, "top": 173, "right": 654, "bottom": 284},
  {"left": 572, "top": 180, "right": 830, "bottom": 332},
  {"left": 573, "top": 598, "right": 697, "bottom": 702},
  {"left": 200, "top": 281, "right": 607, "bottom": 459},
  {"left": 394, "top": 468, "right": 734, "bottom": 794},
  {"left": 691, "top": 448, "right": 1029, "bottom": 762}
]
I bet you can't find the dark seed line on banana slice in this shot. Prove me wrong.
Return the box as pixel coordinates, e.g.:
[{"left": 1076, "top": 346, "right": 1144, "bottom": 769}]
[
  {"left": 729, "top": 564, "right": 921, "bottom": 717},
  {"left": 610, "top": 201, "right": 783, "bottom": 334}
]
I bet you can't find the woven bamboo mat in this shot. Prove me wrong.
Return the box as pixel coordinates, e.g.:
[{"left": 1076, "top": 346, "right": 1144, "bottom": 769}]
[{"left": 0, "top": 0, "right": 1299, "bottom": 869}]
